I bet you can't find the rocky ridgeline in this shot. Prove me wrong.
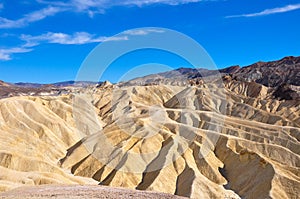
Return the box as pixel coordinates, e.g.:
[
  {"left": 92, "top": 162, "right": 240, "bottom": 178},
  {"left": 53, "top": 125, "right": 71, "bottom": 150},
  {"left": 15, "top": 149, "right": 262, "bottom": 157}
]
[{"left": 1, "top": 56, "right": 299, "bottom": 100}]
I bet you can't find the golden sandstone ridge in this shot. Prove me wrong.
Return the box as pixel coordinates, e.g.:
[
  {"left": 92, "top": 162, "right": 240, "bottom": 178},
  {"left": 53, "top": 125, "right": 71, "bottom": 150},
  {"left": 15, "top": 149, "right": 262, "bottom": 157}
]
[
  {"left": 0, "top": 57, "right": 299, "bottom": 199},
  {"left": 0, "top": 80, "right": 299, "bottom": 199}
]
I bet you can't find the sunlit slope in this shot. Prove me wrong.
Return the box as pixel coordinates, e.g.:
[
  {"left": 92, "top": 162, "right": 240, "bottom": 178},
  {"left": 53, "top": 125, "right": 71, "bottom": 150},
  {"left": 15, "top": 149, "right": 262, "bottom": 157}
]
[
  {"left": 0, "top": 82, "right": 299, "bottom": 199},
  {"left": 0, "top": 96, "right": 98, "bottom": 192}
]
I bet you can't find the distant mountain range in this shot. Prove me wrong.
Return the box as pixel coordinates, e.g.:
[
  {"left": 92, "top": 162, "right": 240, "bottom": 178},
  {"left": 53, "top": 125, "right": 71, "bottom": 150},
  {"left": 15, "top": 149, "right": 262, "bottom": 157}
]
[
  {"left": 14, "top": 81, "right": 102, "bottom": 88},
  {"left": 8, "top": 55, "right": 300, "bottom": 88},
  {"left": 1, "top": 56, "right": 299, "bottom": 100},
  {"left": 124, "top": 56, "right": 299, "bottom": 87}
]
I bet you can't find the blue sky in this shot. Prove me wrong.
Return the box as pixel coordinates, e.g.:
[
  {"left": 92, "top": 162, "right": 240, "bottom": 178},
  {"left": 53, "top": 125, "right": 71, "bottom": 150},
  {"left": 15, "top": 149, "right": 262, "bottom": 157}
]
[{"left": 0, "top": 0, "right": 300, "bottom": 83}]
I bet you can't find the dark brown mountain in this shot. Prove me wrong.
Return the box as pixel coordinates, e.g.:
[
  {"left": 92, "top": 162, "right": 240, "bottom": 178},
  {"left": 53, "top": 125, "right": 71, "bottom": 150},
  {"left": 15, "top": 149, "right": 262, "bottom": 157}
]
[
  {"left": 232, "top": 56, "right": 300, "bottom": 87},
  {"left": 121, "top": 56, "right": 299, "bottom": 100},
  {"left": 124, "top": 56, "right": 299, "bottom": 87}
]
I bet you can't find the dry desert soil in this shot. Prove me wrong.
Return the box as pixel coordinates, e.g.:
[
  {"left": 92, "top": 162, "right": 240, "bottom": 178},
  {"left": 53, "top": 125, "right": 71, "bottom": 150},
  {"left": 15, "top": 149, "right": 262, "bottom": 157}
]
[{"left": 0, "top": 185, "right": 188, "bottom": 199}]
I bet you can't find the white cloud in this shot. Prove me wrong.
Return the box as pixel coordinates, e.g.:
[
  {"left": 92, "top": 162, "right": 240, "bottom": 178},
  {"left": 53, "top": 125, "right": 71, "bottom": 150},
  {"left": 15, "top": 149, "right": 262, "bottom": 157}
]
[
  {"left": 0, "top": 31, "right": 128, "bottom": 61},
  {"left": 0, "top": 0, "right": 203, "bottom": 28},
  {"left": 0, "top": 47, "right": 32, "bottom": 61},
  {"left": 37, "top": 0, "right": 202, "bottom": 17},
  {"left": 6, "top": 29, "right": 164, "bottom": 60},
  {"left": 227, "top": 3, "right": 300, "bottom": 18},
  {"left": 21, "top": 32, "right": 128, "bottom": 46},
  {"left": 0, "top": 0, "right": 202, "bottom": 28},
  {"left": 21, "top": 29, "right": 165, "bottom": 47},
  {"left": 0, "top": 6, "right": 63, "bottom": 28},
  {"left": 124, "top": 28, "right": 165, "bottom": 35},
  {"left": 39, "top": 0, "right": 202, "bottom": 8},
  {"left": 71, "top": 0, "right": 202, "bottom": 8}
]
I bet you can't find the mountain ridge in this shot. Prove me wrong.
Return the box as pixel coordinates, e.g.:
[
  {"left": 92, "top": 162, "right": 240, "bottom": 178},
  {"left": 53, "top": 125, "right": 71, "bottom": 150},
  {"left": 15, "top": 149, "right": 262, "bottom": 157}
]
[
  {"left": 4, "top": 55, "right": 299, "bottom": 86},
  {"left": 124, "top": 55, "right": 299, "bottom": 87},
  {"left": 1, "top": 56, "right": 299, "bottom": 101}
]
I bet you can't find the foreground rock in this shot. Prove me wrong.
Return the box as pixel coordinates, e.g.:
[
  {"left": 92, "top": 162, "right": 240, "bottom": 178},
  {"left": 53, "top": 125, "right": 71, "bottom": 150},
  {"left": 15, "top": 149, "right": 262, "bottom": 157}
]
[{"left": 0, "top": 185, "right": 188, "bottom": 199}]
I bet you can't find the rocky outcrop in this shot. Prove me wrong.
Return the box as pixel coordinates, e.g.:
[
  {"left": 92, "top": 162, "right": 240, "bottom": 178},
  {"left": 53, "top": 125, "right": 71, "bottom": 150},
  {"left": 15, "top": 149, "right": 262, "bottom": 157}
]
[{"left": 232, "top": 56, "right": 300, "bottom": 87}]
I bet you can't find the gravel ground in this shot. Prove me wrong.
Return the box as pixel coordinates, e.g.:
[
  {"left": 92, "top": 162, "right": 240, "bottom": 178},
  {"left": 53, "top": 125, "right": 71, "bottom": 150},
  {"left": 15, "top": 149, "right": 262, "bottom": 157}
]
[{"left": 0, "top": 185, "right": 188, "bottom": 199}]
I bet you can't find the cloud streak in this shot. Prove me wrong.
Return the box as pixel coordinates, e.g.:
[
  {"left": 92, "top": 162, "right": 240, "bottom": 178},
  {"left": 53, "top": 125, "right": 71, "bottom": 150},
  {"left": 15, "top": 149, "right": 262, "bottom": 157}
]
[
  {"left": 227, "top": 3, "right": 300, "bottom": 18},
  {"left": 21, "top": 32, "right": 128, "bottom": 46},
  {"left": 1, "top": 29, "right": 163, "bottom": 61},
  {"left": 77, "top": 0, "right": 202, "bottom": 7},
  {"left": 0, "top": 6, "right": 63, "bottom": 28},
  {"left": 1, "top": 31, "right": 130, "bottom": 61},
  {"left": 124, "top": 28, "right": 165, "bottom": 35},
  {"left": 1, "top": 0, "right": 203, "bottom": 28},
  {"left": 21, "top": 28, "right": 165, "bottom": 46},
  {"left": 0, "top": 47, "right": 32, "bottom": 61},
  {"left": 37, "top": 0, "right": 202, "bottom": 17},
  {"left": 39, "top": 0, "right": 202, "bottom": 8}
]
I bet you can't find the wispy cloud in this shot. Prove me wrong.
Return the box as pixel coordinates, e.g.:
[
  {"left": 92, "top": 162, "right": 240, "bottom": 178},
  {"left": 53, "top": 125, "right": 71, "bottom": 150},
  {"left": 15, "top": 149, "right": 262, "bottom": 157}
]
[
  {"left": 2, "top": 28, "right": 162, "bottom": 61},
  {"left": 76, "top": 0, "right": 202, "bottom": 8},
  {"left": 227, "top": 3, "right": 300, "bottom": 18},
  {"left": 0, "top": 0, "right": 203, "bottom": 28},
  {"left": 0, "top": 31, "right": 129, "bottom": 61},
  {"left": 0, "top": 3, "right": 3, "bottom": 10},
  {"left": 21, "top": 32, "right": 128, "bottom": 46},
  {"left": 124, "top": 28, "right": 165, "bottom": 35},
  {"left": 0, "top": 47, "right": 32, "bottom": 61},
  {"left": 0, "top": 6, "right": 63, "bottom": 28},
  {"left": 38, "top": 0, "right": 202, "bottom": 8},
  {"left": 21, "top": 28, "right": 165, "bottom": 47},
  {"left": 37, "top": 0, "right": 202, "bottom": 17}
]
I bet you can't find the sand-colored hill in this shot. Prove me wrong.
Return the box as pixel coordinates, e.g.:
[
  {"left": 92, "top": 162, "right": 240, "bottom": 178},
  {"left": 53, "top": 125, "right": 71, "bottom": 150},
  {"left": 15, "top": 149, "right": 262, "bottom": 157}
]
[{"left": 0, "top": 78, "right": 299, "bottom": 199}]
